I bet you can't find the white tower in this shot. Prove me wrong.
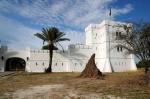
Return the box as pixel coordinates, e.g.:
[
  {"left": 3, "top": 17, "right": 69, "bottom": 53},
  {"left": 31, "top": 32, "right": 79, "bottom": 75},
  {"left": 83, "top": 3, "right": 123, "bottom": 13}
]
[{"left": 85, "top": 20, "right": 137, "bottom": 72}]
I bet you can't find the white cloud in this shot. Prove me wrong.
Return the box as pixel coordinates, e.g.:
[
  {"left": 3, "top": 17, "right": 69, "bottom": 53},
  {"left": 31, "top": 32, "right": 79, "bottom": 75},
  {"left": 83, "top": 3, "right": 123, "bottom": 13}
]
[
  {"left": 0, "top": 15, "right": 42, "bottom": 50},
  {"left": 0, "top": 15, "right": 84, "bottom": 50},
  {"left": 0, "top": 0, "right": 133, "bottom": 29},
  {"left": 0, "top": 0, "right": 134, "bottom": 50}
]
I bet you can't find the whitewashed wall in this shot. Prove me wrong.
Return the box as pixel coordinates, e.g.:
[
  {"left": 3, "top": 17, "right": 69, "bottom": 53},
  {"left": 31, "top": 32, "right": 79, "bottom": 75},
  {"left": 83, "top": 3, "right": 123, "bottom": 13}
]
[
  {"left": 0, "top": 20, "right": 137, "bottom": 73},
  {"left": 0, "top": 46, "right": 30, "bottom": 72},
  {"left": 29, "top": 50, "right": 68, "bottom": 72},
  {"left": 68, "top": 44, "right": 93, "bottom": 72}
]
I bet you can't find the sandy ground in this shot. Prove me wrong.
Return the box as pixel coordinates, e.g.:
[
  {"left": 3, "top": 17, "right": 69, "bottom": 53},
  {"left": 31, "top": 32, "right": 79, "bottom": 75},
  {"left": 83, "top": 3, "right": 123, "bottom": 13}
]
[{"left": 2, "top": 84, "right": 121, "bottom": 99}]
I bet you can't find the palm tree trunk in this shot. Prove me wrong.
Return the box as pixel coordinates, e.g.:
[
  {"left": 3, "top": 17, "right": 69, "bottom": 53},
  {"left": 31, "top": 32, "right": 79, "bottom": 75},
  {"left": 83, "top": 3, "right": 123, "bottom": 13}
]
[{"left": 46, "top": 44, "right": 53, "bottom": 72}]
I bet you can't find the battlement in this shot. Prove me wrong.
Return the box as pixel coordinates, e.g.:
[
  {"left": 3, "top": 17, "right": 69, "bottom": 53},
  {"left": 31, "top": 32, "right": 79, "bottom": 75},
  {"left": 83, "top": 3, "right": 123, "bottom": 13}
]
[
  {"left": 68, "top": 44, "right": 92, "bottom": 49},
  {"left": 85, "top": 20, "right": 108, "bottom": 32},
  {"left": 30, "top": 50, "right": 67, "bottom": 53}
]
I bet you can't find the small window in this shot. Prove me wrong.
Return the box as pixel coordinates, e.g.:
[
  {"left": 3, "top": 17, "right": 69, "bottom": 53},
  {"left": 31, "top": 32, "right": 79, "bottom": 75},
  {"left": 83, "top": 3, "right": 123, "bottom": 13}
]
[
  {"left": 96, "top": 33, "right": 97, "bottom": 36},
  {"left": 75, "top": 63, "right": 77, "bottom": 66},
  {"left": 55, "top": 63, "right": 57, "bottom": 66},
  {"left": 117, "top": 47, "right": 119, "bottom": 52},
  {"left": 80, "top": 63, "right": 82, "bottom": 66},
  {"left": 120, "top": 47, "right": 122, "bottom": 52},
  {"left": 119, "top": 32, "right": 121, "bottom": 37},
  {"left": 62, "top": 63, "right": 63, "bottom": 66},
  {"left": 116, "top": 32, "right": 118, "bottom": 36},
  {"left": 43, "top": 63, "right": 44, "bottom": 66},
  {"left": 96, "top": 47, "right": 97, "bottom": 50}
]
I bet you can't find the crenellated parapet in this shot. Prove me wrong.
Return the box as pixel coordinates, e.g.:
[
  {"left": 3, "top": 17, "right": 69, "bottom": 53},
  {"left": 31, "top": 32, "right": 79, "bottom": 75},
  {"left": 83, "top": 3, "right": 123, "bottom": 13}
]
[
  {"left": 68, "top": 44, "right": 92, "bottom": 49},
  {"left": 30, "top": 50, "right": 67, "bottom": 53}
]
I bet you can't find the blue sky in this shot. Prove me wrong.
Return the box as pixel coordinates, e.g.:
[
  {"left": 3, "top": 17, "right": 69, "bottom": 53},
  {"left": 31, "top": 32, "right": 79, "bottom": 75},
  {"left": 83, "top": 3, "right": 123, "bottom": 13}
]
[{"left": 0, "top": 0, "right": 150, "bottom": 50}]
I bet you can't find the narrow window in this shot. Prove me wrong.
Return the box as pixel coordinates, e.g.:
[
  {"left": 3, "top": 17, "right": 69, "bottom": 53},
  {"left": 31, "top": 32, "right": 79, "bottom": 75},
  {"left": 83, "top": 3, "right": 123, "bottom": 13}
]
[
  {"left": 96, "top": 47, "right": 97, "bottom": 50},
  {"left": 117, "top": 47, "right": 119, "bottom": 52},
  {"left": 119, "top": 62, "right": 120, "bottom": 66},
  {"left": 55, "top": 63, "right": 57, "bottom": 66},
  {"left": 116, "top": 32, "right": 118, "bottom": 37},
  {"left": 80, "top": 63, "right": 82, "bottom": 66},
  {"left": 43, "top": 63, "right": 44, "bottom": 66},
  {"left": 120, "top": 47, "right": 122, "bottom": 52},
  {"left": 96, "top": 33, "right": 97, "bottom": 36},
  {"left": 119, "top": 32, "right": 121, "bottom": 37},
  {"left": 62, "top": 63, "right": 63, "bottom": 66},
  {"left": 36, "top": 62, "right": 38, "bottom": 65}
]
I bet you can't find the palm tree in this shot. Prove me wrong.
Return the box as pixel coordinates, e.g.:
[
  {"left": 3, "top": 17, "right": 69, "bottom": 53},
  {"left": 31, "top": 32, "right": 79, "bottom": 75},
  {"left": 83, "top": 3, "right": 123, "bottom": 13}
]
[{"left": 34, "top": 27, "right": 70, "bottom": 72}]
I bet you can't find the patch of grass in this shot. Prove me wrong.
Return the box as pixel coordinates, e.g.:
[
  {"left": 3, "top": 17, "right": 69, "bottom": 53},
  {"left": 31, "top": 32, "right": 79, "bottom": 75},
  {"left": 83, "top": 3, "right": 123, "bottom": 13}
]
[{"left": 0, "top": 69, "right": 150, "bottom": 98}]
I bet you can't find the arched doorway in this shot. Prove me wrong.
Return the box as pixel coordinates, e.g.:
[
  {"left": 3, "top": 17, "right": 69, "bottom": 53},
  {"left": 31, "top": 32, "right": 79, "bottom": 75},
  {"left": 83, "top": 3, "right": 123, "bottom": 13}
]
[{"left": 5, "top": 57, "right": 26, "bottom": 71}]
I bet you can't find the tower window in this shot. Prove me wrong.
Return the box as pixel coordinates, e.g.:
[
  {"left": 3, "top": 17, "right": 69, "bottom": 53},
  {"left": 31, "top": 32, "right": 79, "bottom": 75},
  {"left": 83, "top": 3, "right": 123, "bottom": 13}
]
[
  {"left": 119, "top": 32, "right": 121, "bottom": 37},
  {"left": 120, "top": 47, "right": 122, "bottom": 52},
  {"left": 117, "top": 47, "right": 119, "bottom": 52},
  {"left": 62, "top": 63, "right": 63, "bottom": 66},
  {"left": 116, "top": 32, "right": 118, "bottom": 36}
]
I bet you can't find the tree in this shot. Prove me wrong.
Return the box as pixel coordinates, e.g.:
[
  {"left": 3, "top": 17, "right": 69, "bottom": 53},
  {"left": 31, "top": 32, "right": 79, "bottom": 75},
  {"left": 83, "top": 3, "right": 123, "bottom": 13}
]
[
  {"left": 34, "top": 27, "right": 70, "bottom": 72},
  {"left": 117, "top": 21, "right": 150, "bottom": 73},
  {"left": 42, "top": 45, "right": 58, "bottom": 50},
  {"left": 114, "top": 21, "right": 150, "bottom": 85},
  {"left": 137, "top": 60, "right": 150, "bottom": 68}
]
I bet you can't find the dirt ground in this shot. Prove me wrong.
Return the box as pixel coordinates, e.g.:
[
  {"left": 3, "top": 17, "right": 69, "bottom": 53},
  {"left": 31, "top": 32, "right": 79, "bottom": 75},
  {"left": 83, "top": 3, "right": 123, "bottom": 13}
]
[{"left": 0, "top": 69, "right": 150, "bottom": 99}]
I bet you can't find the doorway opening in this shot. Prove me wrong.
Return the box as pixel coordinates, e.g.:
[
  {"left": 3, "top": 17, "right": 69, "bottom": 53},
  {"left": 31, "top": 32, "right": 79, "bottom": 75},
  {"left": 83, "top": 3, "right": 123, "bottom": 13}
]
[{"left": 5, "top": 57, "right": 26, "bottom": 71}]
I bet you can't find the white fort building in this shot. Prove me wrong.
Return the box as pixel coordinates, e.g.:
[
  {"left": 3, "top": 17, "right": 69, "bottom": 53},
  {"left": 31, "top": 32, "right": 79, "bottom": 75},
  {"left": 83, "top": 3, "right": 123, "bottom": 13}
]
[{"left": 0, "top": 20, "right": 137, "bottom": 72}]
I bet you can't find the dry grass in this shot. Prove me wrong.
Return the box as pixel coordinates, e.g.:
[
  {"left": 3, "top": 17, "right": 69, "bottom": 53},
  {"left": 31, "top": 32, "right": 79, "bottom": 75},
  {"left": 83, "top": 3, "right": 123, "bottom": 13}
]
[{"left": 0, "top": 69, "right": 150, "bottom": 98}]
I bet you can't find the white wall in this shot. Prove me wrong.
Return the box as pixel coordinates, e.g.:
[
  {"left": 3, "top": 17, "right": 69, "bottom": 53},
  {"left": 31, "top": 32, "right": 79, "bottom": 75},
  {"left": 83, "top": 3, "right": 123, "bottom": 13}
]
[
  {"left": 0, "top": 47, "right": 29, "bottom": 72},
  {"left": 68, "top": 44, "right": 93, "bottom": 72},
  {"left": 29, "top": 50, "right": 68, "bottom": 72},
  {"left": 0, "top": 20, "right": 137, "bottom": 73}
]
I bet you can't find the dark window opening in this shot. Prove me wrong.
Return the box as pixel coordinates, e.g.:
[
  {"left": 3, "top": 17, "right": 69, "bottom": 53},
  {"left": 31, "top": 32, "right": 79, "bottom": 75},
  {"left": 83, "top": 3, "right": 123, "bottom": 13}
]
[
  {"left": 116, "top": 32, "right": 118, "bottom": 36},
  {"left": 120, "top": 47, "right": 122, "bottom": 52},
  {"left": 119, "top": 32, "right": 121, "bottom": 37},
  {"left": 75, "top": 63, "right": 77, "bottom": 66},
  {"left": 117, "top": 47, "right": 119, "bottom": 52}
]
